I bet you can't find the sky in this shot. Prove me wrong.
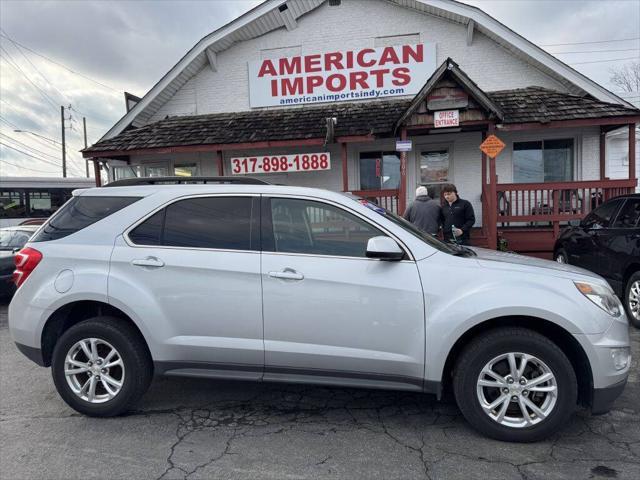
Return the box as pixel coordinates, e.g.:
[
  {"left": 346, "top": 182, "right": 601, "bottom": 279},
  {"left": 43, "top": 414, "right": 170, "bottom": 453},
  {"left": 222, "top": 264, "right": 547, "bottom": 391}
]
[{"left": 0, "top": 0, "right": 639, "bottom": 178}]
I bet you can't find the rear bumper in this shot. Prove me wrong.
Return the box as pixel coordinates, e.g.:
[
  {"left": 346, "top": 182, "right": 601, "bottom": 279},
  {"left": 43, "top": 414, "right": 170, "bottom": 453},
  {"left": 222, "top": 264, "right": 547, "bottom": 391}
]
[
  {"left": 15, "top": 342, "right": 46, "bottom": 367},
  {"left": 591, "top": 378, "right": 627, "bottom": 414}
]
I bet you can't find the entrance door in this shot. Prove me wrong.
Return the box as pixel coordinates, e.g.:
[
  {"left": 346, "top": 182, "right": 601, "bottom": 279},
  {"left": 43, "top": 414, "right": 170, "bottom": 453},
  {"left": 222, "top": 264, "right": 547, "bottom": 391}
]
[
  {"left": 261, "top": 196, "right": 425, "bottom": 390},
  {"left": 419, "top": 147, "right": 451, "bottom": 200}
]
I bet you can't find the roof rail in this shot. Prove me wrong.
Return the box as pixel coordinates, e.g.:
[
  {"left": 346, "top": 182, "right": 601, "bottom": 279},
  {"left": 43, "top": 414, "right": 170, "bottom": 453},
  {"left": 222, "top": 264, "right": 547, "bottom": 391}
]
[{"left": 104, "top": 176, "right": 270, "bottom": 187}]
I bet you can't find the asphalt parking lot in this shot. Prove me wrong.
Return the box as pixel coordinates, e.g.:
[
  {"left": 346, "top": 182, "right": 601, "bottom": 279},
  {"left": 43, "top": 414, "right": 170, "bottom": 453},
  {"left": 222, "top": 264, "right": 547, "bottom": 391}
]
[{"left": 1, "top": 302, "right": 640, "bottom": 480}]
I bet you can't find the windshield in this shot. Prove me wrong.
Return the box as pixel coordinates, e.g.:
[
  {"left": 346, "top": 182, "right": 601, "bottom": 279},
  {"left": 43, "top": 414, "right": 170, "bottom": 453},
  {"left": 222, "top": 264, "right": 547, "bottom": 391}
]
[
  {"left": 351, "top": 197, "right": 460, "bottom": 255},
  {"left": 0, "top": 229, "right": 32, "bottom": 250}
]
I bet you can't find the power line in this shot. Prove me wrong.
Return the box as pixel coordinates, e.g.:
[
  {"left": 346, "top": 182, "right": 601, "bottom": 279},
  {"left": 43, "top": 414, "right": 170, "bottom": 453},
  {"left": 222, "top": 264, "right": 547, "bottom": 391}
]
[
  {"left": 0, "top": 45, "right": 59, "bottom": 112},
  {"left": 0, "top": 31, "right": 121, "bottom": 93},
  {"left": 0, "top": 114, "right": 62, "bottom": 149},
  {"left": 0, "top": 158, "right": 59, "bottom": 174},
  {"left": 0, "top": 141, "right": 63, "bottom": 168},
  {"left": 0, "top": 152, "right": 59, "bottom": 174},
  {"left": 0, "top": 133, "right": 61, "bottom": 161},
  {"left": 0, "top": 141, "right": 84, "bottom": 177},
  {"left": 550, "top": 48, "right": 640, "bottom": 55},
  {"left": 569, "top": 56, "right": 639, "bottom": 65},
  {"left": 540, "top": 36, "right": 640, "bottom": 47},
  {"left": 1, "top": 28, "right": 72, "bottom": 107}
]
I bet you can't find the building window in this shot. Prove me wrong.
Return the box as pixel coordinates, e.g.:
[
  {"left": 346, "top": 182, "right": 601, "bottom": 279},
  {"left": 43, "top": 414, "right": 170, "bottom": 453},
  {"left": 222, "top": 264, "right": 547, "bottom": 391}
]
[
  {"left": 419, "top": 149, "right": 450, "bottom": 199},
  {"left": 144, "top": 165, "right": 169, "bottom": 177},
  {"left": 359, "top": 152, "right": 400, "bottom": 190},
  {"left": 113, "top": 166, "right": 139, "bottom": 180},
  {"left": 174, "top": 164, "right": 199, "bottom": 177},
  {"left": 513, "top": 139, "right": 574, "bottom": 183}
]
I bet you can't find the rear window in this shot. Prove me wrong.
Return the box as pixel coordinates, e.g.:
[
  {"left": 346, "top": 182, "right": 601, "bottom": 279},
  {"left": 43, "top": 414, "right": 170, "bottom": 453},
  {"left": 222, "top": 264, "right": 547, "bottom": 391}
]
[
  {"left": 128, "top": 196, "right": 256, "bottom": 250},
  {"left": 31, "top": 196, "right": 140, "bottom": 242}
]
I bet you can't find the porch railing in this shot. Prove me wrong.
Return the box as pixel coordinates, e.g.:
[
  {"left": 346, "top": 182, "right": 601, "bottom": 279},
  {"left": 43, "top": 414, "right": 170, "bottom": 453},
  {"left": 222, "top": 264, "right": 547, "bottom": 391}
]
[
  {"left": 494, "top": 179, "right": 637, "bottom": 235},
  {"left": 350, "top": 189, "right": 400, "bottom": 214}
]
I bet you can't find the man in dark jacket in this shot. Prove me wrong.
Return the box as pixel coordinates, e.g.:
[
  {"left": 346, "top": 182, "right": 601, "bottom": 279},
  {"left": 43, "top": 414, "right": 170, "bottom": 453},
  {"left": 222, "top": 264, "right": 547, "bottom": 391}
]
[
  {"left": 403, "top": 186, "right": 443, "bottom": 235},
  {"left": 441, "top": 184, "right": 475, "bottom": 245}
]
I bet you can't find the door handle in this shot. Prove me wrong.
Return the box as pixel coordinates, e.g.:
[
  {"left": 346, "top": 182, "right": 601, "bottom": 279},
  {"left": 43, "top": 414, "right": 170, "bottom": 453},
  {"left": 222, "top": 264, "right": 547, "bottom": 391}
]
[
  {"left": 132, "top": 256, "right": 165, "bottom": 268},
  {"left": 268, "top": 268, "right": 304, "bottom": 281}
]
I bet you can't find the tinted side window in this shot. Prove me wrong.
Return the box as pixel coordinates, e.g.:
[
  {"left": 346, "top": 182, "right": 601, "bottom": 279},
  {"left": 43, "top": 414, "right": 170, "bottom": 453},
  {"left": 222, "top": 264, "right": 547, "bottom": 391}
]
[
  {"left": 612, "top": 199, "right": 640, "bottom": 228},
  {"left": 268, "top": 198, "right": 383, "bottom": 257},
  {"left": 162, "top": 197, "right": 254, "bottom": 250},
  {"left": 129, "top": 210, "right": 165, "bottom": 245},
  {"left": 32, "top": 196, "right": 140, "bottom": 242},
  {"left": 583, "top": 200, "right": 622, "bottom": 229}
]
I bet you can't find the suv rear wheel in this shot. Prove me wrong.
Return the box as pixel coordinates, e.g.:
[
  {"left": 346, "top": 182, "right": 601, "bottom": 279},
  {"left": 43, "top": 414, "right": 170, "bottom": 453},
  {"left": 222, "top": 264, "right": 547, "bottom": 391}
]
[
  {"left": 624, "top": 272, "right": 640, "bottom": 328},
  {"left": 453, "top": 327, "right": 577, "bottom": 442},
  {"left": 51, "top": 317, "right": 152, "bottom": 416}
]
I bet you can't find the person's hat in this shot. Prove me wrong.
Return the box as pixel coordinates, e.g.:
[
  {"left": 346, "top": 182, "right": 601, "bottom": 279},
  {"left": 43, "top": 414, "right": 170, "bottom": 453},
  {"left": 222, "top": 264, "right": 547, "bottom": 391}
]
[{"left": 415, "top": 186, "right": 429, "bottom": 197}]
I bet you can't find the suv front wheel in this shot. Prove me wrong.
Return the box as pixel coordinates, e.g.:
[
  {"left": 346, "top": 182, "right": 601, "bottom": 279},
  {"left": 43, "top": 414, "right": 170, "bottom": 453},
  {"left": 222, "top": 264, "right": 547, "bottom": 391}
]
[
  {"left": 624, "top": 272, "right": 640, "bottom": 328},
  {"left": 51, "top": 317, "right": 152, "bottom": 416},
  {"left": 453, "top": 327, "right": 577, "bottom": 442}
]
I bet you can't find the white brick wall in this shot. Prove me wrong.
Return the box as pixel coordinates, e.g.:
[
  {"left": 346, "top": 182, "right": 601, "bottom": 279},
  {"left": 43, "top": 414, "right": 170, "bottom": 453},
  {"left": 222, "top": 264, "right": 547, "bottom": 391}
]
[{"left": 149, "top": 0, "right": 567, "bottom": 121}]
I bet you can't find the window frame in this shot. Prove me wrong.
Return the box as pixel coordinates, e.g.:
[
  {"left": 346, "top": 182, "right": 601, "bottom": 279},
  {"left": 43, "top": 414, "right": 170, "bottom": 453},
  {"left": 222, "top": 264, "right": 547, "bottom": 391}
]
[
  {"left": 261, "top": 194, "right": 414, "bottom": 261},
  {"left": 610, "top": 198, "right": 640, "bottom": 229},
  {"left": 124, "top": 193, "right": 261, "bottom": 253},
  {"left": 357, "top": 150, "right": 402, "bottom": 191},
  {"left": 512, "top": 137, "right": 577, "bottom": 184},
  {"left": 581, "top": 199, "right": 624, "bottom": 230}
]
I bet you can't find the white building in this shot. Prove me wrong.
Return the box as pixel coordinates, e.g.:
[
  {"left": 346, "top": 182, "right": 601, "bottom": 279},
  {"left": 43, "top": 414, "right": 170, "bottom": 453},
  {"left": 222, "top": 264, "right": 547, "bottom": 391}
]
[{"left": 84, "top": 0, "right": 639, "bottom": 256}]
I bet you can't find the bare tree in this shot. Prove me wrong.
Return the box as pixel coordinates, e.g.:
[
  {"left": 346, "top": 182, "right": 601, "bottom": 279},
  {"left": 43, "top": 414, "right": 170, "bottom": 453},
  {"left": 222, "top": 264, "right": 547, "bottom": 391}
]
[{"left": 609, "top": 61, "right": 640, "bottom": 93}]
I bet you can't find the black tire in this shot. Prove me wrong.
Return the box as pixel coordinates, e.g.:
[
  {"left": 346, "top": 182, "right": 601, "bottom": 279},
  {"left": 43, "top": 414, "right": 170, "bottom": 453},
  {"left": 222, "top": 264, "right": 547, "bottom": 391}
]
[
  {"left": 554, "top": 248, "right": 569, "bottom": 264},
  {"left": 51, "top": 316, "right": 153, "bottom": 417},
  {"left": 453, "top": 328, "right": 577, "bottom": 442},
  {"left": 624, "top": 272, "right": 640, "bottom": 329}
]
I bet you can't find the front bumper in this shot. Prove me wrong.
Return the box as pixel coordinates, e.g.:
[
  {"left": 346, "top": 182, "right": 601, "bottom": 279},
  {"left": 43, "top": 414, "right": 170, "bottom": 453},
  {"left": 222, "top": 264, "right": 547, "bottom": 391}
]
[{"left": 591, "top": 378, "right": 627, "bottom": 414}]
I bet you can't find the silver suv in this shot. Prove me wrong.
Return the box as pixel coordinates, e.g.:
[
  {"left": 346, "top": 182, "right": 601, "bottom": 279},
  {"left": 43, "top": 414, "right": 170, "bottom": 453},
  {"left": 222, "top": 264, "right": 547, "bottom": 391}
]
[{"left": 8, "top": 177, "right": 631, "bottom": 442}]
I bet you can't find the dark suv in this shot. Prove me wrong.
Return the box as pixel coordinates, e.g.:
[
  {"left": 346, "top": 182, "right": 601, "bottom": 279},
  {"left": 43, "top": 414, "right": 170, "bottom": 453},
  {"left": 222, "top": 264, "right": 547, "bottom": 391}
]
[{"left": 554, "top": 194, "right": 640, "bottom": 327}]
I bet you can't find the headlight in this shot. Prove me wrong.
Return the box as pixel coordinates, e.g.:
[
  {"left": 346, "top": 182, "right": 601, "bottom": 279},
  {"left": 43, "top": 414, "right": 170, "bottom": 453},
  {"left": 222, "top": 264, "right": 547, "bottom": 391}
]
[{"left": 574, "top": 282, "right": 622, "bottom": 317}]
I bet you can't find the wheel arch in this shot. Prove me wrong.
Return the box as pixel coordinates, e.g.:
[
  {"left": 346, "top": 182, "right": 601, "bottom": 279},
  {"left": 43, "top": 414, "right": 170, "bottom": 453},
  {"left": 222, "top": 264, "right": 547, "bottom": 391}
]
[
  {"left": 440, "top": 316, "right": 593, "bottom": 407},
  {"left": 40, "top": 300, "right": 151, "bottom": 368},
  {"left": 623, "top": 262, "right": 640, "bottom": 289}
]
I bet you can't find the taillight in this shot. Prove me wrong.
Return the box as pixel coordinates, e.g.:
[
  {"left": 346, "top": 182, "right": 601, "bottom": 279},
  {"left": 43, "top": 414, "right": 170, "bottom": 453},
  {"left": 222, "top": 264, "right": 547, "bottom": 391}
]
[{"left": 12, "top": 247, "right": 43, "bottom": 288}]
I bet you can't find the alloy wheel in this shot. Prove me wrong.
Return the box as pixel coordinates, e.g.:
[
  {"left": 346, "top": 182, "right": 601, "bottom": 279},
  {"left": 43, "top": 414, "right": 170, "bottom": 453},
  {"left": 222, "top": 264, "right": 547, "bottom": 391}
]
[
  {"left": 476, "top": 352, "right": 558, "bottom": 428},
  {"left": 64, "top": 338, "right": 125, "bottom": 403},
  {"left": 629, "top": 280, "right": 640, "bottom": 321}
]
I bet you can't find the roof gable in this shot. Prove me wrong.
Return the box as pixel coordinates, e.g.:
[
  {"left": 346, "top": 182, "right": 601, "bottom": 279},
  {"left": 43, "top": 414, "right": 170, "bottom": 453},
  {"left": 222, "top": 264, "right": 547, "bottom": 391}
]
[{"left": 395, "top": 58, "right": 503, "bottom": 132}]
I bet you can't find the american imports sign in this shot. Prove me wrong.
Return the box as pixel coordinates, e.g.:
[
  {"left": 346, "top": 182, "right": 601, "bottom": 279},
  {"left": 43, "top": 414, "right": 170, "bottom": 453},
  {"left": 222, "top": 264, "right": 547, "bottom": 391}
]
[{"left": 248, "top": 43, "right": 436, "bottom": 108}]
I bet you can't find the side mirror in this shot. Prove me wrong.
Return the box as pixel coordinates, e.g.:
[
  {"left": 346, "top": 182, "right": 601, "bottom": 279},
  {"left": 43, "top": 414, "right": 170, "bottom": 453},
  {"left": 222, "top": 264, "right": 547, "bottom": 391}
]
[{"left": 366, "top": 236, "right": 404, "bottom": 261}]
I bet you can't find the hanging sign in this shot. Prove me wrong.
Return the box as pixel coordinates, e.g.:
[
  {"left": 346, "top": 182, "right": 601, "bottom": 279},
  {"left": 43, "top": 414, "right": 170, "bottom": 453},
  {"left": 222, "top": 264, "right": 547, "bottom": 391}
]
[
  {"left": 479, "top": 134, "right": 506, "bottom": 159},
  {"left": 231, "top": 152, "right": 331, "bottom": 175},
  {"left": 395, "top": 139, "right": 413, "bottom": 152},
  {"left": 248, "top": 43, "right": 436, "bottom": 108},
  {"left": 427, "top": 90, "right": 469, "bottom": 110},
  {"left": 434, "top": 110, "right": 459, "bottom": 128}
]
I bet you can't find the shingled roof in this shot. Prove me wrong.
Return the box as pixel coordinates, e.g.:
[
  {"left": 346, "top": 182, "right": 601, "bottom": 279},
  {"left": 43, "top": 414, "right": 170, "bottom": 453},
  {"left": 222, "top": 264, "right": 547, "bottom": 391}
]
[
  {"left": 84, "top": 99, "right": 412, "bottom": 155},
  {"left": 84, "top": 87, "right": 639, "bottom": 156},
  {"left": 489, "top": 87, "right": 639, "bottom": 124}
]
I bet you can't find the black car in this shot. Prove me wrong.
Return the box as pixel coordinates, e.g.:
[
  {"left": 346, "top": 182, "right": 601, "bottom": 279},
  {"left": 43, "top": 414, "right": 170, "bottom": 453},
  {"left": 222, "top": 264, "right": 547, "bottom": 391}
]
[
  {"left": 0, "top": 225, "right": 39, "bottom": 299},
  {"left": 554, "top": 193, "right": 640, "bottom": 327}
]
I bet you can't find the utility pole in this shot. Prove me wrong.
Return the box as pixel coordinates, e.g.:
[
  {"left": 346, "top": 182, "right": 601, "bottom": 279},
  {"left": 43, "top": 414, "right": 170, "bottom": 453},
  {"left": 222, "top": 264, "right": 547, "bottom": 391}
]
[
  {"left": 60, "top": 105, "right": 67, "bottom": 177},
  {"left": 83, "top": 117, "right": 89, "bottom": 178}
]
